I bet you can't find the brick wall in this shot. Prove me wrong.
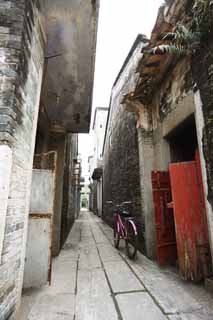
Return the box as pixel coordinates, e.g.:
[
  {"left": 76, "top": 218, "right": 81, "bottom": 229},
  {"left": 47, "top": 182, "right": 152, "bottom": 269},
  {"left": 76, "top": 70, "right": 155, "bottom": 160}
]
[
  {"left": 0, "top": 1, "right": 45, "bottom": 318},
  {"left": 103, "top": 36, "right": 147, "bottom": 252}
]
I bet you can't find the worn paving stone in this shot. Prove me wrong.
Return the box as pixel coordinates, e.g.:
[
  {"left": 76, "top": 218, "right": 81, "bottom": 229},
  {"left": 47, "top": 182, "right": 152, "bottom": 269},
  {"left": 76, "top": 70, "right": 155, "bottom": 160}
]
[
  {"left": 19, "top": 211, "right": 213, "bottom": 320},
  {"left": 55, "top": 254, "right": 78, "bottom": 265},
  {"left": 127, "top": 252, "right": 213, "bottom": 315},
  {"left": 98, "top": 224, "right": 113, "bottom": 237},
  {"left": 97, "top": 244, "right": 123, "bottom": 262},
  {"left": 49, "top": 271, "right": 76, "bottom": 295},
  {"left": 75, "top": 269, "right": 118, "bottom": 320},
  {"left": 28, "top": 294, "right": 75, "bottom": 320},
  {"left": 79, "top": 245, "right": 102, "bottom": 270},
  {"left": 80, "top": 236, "right": 96, "bottom": 246},
  {"left": 169, "top": 311, "right": 213, "bottom": 320},
  {"left": 62, "top": 241, "right": 80, "bottom": 253},
  {"left": 92, "top": 229, "right": 110, "bottom": 244},
  {"left": 81, "top": 228, "right": 92, "bottom": 237},
  {"left": 103, "top": 260, "right": 144, "bottom": 293},
  {"left": 96, "top": 215, "right": 213, "bottom": 317},
  {"left": 116, "top": 292, "right": 167, "bottom": 320},
  {"left": 52, "top": 259, "right": 77, "bottom": 272},
  {"left": 17, "top": 288, "right": 42, "bottom": 320}
]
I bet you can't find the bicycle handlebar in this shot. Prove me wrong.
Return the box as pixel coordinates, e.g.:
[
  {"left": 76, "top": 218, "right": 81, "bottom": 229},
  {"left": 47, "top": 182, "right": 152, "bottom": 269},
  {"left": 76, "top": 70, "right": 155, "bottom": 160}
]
[{"left": 106, "top": 201, "right": 132, "bottom": 206}]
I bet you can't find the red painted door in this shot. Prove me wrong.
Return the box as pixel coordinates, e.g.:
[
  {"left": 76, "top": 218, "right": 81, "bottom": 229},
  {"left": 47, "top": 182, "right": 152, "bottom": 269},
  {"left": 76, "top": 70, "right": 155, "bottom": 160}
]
[
  {"left": 169, "top": 157, "right": 212, "bottom": 281},
  {"left": 151, "top": 171, "right": 177, "bottom": 266}
]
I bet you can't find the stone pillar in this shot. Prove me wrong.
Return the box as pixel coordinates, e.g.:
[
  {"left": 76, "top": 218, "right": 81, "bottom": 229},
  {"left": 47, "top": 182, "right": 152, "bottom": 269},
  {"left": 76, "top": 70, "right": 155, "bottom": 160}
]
[
  {"left": 49, "top": 132, "right": 66, "bottom": 256},
  {"left": 194, "top": 90, "right": 213, "bottom": 264},
  {"left": 137, "top": 128, "right": 156, "bottom": 259}
]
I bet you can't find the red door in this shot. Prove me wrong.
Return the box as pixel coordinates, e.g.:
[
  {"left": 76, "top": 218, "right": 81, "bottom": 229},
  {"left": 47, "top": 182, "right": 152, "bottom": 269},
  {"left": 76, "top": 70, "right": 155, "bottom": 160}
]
[
  {"left": 151, "top": 171, "right": 177, "bottom": 266},
  {"left": 169, "top": 156, "right": 212, "bottom": 281}
]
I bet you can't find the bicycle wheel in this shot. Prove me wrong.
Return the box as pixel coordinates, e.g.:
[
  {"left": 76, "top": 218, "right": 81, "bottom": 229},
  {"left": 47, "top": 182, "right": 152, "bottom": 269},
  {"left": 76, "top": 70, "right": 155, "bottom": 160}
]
[
  {"left": 114, "top": 222, "right": 120, "bottom": 248},
  {"left": 125, "top": 220, "right": 137, "bottom": 259}
]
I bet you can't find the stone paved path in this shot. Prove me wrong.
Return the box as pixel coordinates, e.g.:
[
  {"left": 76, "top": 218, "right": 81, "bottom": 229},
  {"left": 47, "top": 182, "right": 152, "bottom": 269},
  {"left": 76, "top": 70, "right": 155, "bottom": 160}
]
[{"left": 18, "top": 211, "right": 213, "bottom": 320}]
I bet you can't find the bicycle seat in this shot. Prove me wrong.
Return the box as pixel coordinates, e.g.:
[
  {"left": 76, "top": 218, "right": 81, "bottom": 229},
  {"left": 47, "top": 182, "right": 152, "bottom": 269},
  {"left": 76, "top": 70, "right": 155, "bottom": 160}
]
[{"left": 119, "top": 209, "right": 132, "bottom": 218}]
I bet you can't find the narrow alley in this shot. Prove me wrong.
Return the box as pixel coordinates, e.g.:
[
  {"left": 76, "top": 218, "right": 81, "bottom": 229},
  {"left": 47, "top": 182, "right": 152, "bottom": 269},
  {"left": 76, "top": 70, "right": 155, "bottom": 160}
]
[
  {"left": 18, "top": 211, "right": 213, "bottom": 320},
  {"left": 1, "top": 1, "right": 213, "bottom": 319}
]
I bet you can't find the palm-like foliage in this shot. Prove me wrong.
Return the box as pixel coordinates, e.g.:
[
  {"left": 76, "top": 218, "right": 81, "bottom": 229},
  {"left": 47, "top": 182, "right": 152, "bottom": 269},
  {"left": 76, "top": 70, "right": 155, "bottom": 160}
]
[
  {"left": 150, "top": 43, "right": 186, "bottom": 56},
  {"left": 151, "top": 0, "right": 213, "bottom": 56}
]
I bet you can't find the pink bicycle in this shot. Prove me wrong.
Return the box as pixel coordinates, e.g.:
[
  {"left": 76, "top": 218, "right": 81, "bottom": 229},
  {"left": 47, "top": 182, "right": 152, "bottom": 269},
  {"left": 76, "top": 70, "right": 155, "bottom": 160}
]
[{"left": 107, "top": 201, "right": 138, "bottom": 259}]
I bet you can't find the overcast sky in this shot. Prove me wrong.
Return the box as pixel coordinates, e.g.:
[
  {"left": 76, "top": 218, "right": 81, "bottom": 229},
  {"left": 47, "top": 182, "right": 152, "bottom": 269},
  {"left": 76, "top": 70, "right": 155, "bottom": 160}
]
[{"left": 79, "top": 0, "right": 163, "bottom": 178}]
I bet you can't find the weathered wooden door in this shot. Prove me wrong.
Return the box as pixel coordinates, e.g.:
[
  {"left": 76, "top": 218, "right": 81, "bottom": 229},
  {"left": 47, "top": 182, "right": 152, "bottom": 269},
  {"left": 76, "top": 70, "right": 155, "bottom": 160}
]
[
  {"left": 169, "top": 155, "right": 212, "bottom": 281},
  {"left": 151, "top": 171, "right": 177, "bottom": 266},
  {"left": 23, "top": 152, "right": 56, "bottom": 288}
]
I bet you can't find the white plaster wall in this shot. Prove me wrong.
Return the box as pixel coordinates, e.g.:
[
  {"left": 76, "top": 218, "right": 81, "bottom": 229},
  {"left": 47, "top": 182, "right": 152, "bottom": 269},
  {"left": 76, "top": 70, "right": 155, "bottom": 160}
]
[{"left": 94, "top": 110, "right": 108, "bottom": 160}]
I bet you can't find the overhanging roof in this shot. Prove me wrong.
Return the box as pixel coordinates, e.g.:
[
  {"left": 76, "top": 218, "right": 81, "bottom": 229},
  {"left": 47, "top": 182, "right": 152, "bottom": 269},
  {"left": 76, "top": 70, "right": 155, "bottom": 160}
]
[
  {"left": 123, "top": 0, "right": 188, "bottom": 106},
  {"left": 41, "top": 0, "right": 100, "bottom": 133}
]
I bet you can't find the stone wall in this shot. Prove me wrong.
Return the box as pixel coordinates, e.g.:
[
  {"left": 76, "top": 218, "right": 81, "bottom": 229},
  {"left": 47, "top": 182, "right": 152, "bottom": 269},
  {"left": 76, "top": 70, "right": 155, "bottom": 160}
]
[
  {"left": 147, "top": 2, "right": 213, "bottom": 262},
  {"left": 0, "top": 1, "right": 45, "bottom": 318},
  {"left": 103, "top": 36, "right": 147, "bottom": 252},
  {"left": 192, "top": 42, "right": 213, "bottom": 262}
]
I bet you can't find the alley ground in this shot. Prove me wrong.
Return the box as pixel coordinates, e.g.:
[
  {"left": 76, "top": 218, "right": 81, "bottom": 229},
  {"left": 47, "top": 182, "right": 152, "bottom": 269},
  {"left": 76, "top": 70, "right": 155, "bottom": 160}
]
[{"left": 18, "top": 211, "right": 213, "bottom": 320}]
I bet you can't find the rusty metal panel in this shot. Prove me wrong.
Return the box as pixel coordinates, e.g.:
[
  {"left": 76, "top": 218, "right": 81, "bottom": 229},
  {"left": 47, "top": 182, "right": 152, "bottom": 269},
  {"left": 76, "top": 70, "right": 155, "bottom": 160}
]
[
  {"left": 24, "top": 151, "right": 56, "bottom": 288},
  {"left": 33, "top": 151, "right": 57, "bottom": 170},
  {"left": 169, "top": 159, "right": 212, "bottom": 281},
  {"left": 23, "top": 214, "right": 52, "bottom": 288},
  {"left": 30, "top": 170, "right": 55, "bottom": 214},
  {"left": 151, "top": 171, "right": 177, "bottom": 266}
]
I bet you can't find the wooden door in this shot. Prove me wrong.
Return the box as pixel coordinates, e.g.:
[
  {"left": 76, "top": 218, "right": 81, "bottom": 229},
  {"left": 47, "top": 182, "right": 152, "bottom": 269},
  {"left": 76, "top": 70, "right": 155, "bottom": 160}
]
[
  {"left": 151, "top": 171, "right": 177, "bottom": 266},
  {"left": 169, "top": 158, "right": 212, "bottom": 281}
]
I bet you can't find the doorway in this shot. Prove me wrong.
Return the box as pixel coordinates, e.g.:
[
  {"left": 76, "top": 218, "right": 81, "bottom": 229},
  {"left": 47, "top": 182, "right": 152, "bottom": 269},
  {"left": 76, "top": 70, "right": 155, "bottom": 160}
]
[
  {"left": 168, "top": 115, "right": 198, "bottom": 163},
  {"left": 152, "top": 115, "right": 212, "bottom": 281}
]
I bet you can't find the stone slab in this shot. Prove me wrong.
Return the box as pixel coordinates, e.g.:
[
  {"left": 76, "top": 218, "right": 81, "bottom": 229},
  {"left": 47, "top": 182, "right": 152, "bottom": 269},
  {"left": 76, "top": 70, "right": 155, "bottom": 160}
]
[
  {"left": 104, "top": 261, "right": 144, "bottom": 293},
  {"left": 205, "top": 277, "right": 213, "bottom": 294},
  {"left": 116, "top": 292, "right": 167, "bottom": 320},
  {"left": 80, "top": 236, "right": 96, "bottom": 246},
  {"left": 49, "top": 271, "right": 76, "bottom": 295},
  {"left": 97, "top": 244, "right": 123, "bottom": 262},
  {"left": 92, "top": 230, "right": 110, "bottom": 244},
  {"left": 52, "top": 259, "right": 77, "bottom": 273},
  {"left": 79, "top": 246, "right": 102, "bottom": 270},
  {"left": 28, "top": 294, "right": 75, "bottom": 320},
  {"left": 75, "top": 269, "right": 118, "bottom": 320},
  {"left": 127, "top": 252, "right": 213, "bottom": 315},
  {"left": 169, "top": 311, "right": 213, "bottom": 320}
]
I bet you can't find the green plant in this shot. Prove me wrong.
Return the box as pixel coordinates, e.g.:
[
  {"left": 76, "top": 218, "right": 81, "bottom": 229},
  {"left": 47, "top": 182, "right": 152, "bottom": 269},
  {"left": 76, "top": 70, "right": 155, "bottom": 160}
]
[
  {"left": 151, "top": 0, "right": 213, "bottom": 56},
  {"left": 81, "top": 196, "right": 88, "bottom": 208}
]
